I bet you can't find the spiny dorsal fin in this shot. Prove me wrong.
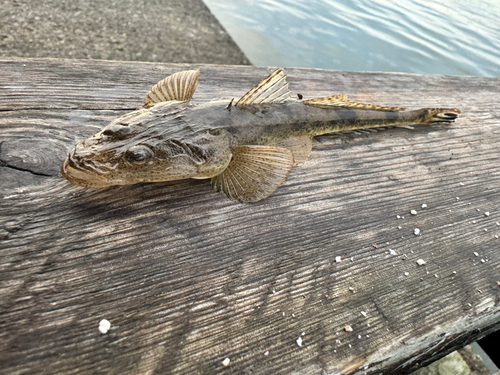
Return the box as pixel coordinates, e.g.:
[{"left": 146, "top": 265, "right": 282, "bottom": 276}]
[
  {"left": 144, "top": 69, "right": 200, "bottom": 106},
  {"left": 236, "top": 69, "right": 290, "bottom": 106},
  {"left": 304, "top": 95, "right": 407, "bottom": 111},
  {"left": 271, "top": 135, "right": 313, "bottom": 166},
  {"left": 210, "top": 145, "right": 293, "bottom": 203}
]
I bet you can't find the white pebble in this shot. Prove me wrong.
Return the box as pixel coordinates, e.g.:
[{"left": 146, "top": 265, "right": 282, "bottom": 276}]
[
  {"left": 264, "top": 351, "right": 269, "bottom": 356},
  {"left": 456, "top": 197, "right": 460, "bottom": 201},
  {"left": 484, "top": 228, "right": 488, "bottom": 232},
  {"left": 222, "top": 358, "right": 230, "bottom": 367},
  {"left": 410, "top": 210, "right": 417, "bottom": 215},
  {"left": 414, "top": 228, "right": 421, "bottom": 235},
  {"left": 474, "top": 252, "right": 479, "bottom": 257},
  {"left": 397, "top": 215, "right": 401, "bottom": 219},
  {"left": 416, "top": 259, "right": 426, "bottom": 266},
  {"left": 485, "top": 212, "right": 490, "bottom": 217},
  {"left": 360, "top": 311, "right": 367, "bottom": 317},
  {"left": 335, "top": 256, "right": 341, "bottom": 263},
  {"left": 495, "top": 235, "right": 499, "bottom": 239},
  {"left": 345, "top": 325, "right": 353, "bottom": 332},
  {"left": 421, "top": 204, "right": 427, "bottom": 208},
  {"left": 389, "top": 249, "right": 397, "bottom": 255},
  {"left": 98, "top": 319, "right": 111, "bottom": 334},
  {"left": 404, "top": 272, "right": 409, "bottom": 276},
  {"left": 397, "top": 226, "right": 402, "bottom": 230},
  {"left": 358, "top": 335, "right": 362, "bottom": 339},
  {"left": 434, "top": 274, "right": 438, "bottom": 278},
  {"left": 481, "top": 259, "right": 485, "bottom": 263},
  {"left": 301, "top": 332, "right": 305, "bottom": 336},
  {"left": 296, "top": 337, "right": 303, "bottom": 347},
  {"left": 459, "top": 182, "right": 464, "bottom": 186},
  {"left": 476, "top": 208, "right": 480, "bottom": 212},
  {"left": 496, "top": 222, "right": 499, "bottom": 226}
]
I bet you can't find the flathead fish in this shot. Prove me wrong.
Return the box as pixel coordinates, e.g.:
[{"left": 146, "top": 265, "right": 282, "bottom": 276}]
[{"left": 61, "top": 69, "right": 460, "bottom": 202}]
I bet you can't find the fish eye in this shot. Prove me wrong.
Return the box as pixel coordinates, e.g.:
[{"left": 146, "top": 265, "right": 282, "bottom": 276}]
[{"left": 124, "top": 145, "right": 153, "bottom": 164}]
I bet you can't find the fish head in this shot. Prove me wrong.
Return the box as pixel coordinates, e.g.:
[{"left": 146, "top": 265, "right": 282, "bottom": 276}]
[{"left": 61, "top": 104, "right": 232, "bottom": 188}]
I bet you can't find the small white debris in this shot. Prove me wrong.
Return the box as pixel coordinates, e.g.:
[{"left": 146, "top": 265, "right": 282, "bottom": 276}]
[
  {"left": 397, "top": 215, "right": 401, "bottom": 219},
  {"left": 416, "top": 259, "right": 426, "bottom": 266},
  {"left": 452, "top": 271, "right": 457, "bottom": 274},
  {"left": 481, "top": 259, "right": 485, "bottom": 263},
  {"left": 282, "top": 312, "right": 285, "bottom": 316},
  {"left": 301, "top": 332, "right": 305, "bottom": 336},
  {"left": 496, "top": 222, "right": 499, "bottom": 226},
  {"left": 456, "top": 197, "right": 460, "bottom": 201},
  {"left": 98, "top": 319, "right": 111, "bottom": 334},
  {"left": 292, "top": 313, "right": 295, "bottom": 318},
  {"left": 410, "top": 210, "right": 417, "bottom": 215},
  {"left": 296, "top": 337, "right": 303, "bottom": 347},
  {"left": 485, "top": 212, "right": 490, "bottom": 217},
  {"left": 348, "top": 287, "right": 355, "bottom": 293},
  {"left": 474, "top": 252, "right": 479, "bottom": 257},
  {"left": 358, "top": 335, "right": 362, "bottom": 339},
  {"left": 459, "top": 182, "right": 464, "bottom": 186},
  {"left": 414, "top": 228, "right": 421, "bottom": 235},
  {"left": 495, "top": 235, "right": 499, "bottom": 239},
  {"left": 402, "top": 216, "right": 405, "bottom": 219},
  {"left": 264, "top": 351, "right": 269, "bottom": 356},
  {"left": 404, "top": 272, "right": 409, "bottom": 276},
  {"left": 476, "top": 208, "right": 480, "bottom": 212},
  {"left": 434, "top": 274, "right": 438, "bottom": 278},
  {"left": 335, "top": 256, "right": 342, "bottom": 263},
  {"left": 421, "top": 204, "right": 427, "bottom": 208},
  {"left": 272, "top": 289, "right": 276, "bottom": 294},
  {"left": 360, "top": 311, "right": 367, "bottom": 317},
  {"left": 389, "top": 249, "right": 397, "bottom": 255},
  {"left": 344, "top": 325, "right": 353, "bottom": 332},
  {"left": 349, "top": 344, "right": 352, "bottom": 348},
  {"left": 472, "top": 220, "right": 476, "bottom": 224},
  {"left": 222, "top": 358, "right": 230, "bottom": 367},
  {"left": 484, "top": 228, "right": 488, "bottom": 232},
  {"left": 397, "top": 226, "right": 402, "bottom": 230}
]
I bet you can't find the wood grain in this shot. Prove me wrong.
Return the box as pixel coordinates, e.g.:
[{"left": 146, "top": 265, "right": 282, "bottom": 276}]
[{"left": 1, "top": 57, "right": 500, "bottom": 375}]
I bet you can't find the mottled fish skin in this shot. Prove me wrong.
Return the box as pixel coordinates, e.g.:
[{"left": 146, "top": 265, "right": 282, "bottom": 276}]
[{"left": 61, "top": 69, "right": 461, "bottom": 202}]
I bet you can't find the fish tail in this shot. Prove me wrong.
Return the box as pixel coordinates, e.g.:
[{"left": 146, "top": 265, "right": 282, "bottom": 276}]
[{"left": 417, "top": 108, "right": 461, "bottom": 124}]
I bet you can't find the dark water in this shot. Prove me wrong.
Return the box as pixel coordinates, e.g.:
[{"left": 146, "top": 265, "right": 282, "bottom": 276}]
[{"left": 204, "top": 0, "right": 500, "bottom": 76}]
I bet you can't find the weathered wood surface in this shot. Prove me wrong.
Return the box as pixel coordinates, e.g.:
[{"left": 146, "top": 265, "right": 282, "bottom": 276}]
[{"left": 1, "top": 57, "right": 500, "bottom": 375}]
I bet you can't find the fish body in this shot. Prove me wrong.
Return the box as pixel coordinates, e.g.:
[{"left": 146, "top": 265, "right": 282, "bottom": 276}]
[{"left": 62, "top": 69, "right": 460, "bottom": 202}]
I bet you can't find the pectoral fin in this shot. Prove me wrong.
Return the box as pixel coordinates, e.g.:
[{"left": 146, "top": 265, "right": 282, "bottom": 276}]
[
  {"left": 211, "top": 146, "right": 294, "bottom": 203},
  {"left": 304, "top": 95, "right": 407, "bottom": 111},
  {"left": 272, "top": 136, "right": 313, "bottom": 166},
  {"left": 144, "top": 69, "right": 200, "bottom": 106},
  {"left": 236, "top": 69, "right": 290, "bottom": 106}
]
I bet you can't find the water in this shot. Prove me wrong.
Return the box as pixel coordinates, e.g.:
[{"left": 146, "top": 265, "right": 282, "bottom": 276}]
[{"left": 204, "top": 0, "right": 500, "bottom": 76}]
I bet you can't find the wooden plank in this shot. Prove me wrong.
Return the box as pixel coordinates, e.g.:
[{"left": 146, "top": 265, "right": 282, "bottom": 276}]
[{"left": 1, "top": 57, "right": 500, "bottom": 375}]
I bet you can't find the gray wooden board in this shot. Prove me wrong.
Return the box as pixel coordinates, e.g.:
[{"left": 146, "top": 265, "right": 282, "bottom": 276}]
[{"left": 1, "top": 57, "right": 500, "bottom": 375}]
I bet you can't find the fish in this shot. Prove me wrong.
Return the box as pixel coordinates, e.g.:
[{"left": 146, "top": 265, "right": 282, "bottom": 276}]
[{"left": 61, "top": 69, "right": 461, "bottom": 203}]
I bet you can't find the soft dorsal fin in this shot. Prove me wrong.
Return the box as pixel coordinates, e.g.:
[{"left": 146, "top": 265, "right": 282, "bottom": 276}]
[
  {"left": 304, "top": 95, "right": 407, "bottom": 111},
  {"left": 144, "top": 69, "right": 200, "bottom": 106},
  {"left": 236, "top": 69, "right": 290, "bottom": 106},
  {"left": 210, "top": 145, "right": 294, "bottom": 203}
]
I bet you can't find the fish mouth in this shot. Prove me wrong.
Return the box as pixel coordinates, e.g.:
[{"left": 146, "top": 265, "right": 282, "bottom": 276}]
[{"left": 61, "top": 156, "right": 111, "bottom": 188}]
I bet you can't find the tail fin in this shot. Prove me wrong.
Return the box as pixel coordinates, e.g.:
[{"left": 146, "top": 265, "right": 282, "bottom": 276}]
[{"left": 422, "top": 108, "right": 461, "bottom": 123}]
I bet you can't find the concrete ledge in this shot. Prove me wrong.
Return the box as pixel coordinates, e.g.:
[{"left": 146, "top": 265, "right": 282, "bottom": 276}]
[{"left": 0, "top": 0, "right": 250, "bottom": 65}]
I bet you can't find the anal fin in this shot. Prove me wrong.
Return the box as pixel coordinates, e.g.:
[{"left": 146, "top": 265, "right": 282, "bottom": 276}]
[
  {"left": 211, "top": 146, "right": 294, "bottom": 203},
  {"left": 304, "top": 95, "right": 407, "bottom": 111},
  {"left": 272, "top": 136, "right": 313, "bottom": 166}
]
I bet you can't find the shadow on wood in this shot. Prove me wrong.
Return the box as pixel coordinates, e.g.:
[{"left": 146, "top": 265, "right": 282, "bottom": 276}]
[{"left": 1, "top": 58, "right": 500, "bottom": 374}]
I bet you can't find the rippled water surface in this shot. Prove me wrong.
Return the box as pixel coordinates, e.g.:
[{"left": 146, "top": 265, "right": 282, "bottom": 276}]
[{"left": 204, "top": 0, "right": 500, "bottom": 76}]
